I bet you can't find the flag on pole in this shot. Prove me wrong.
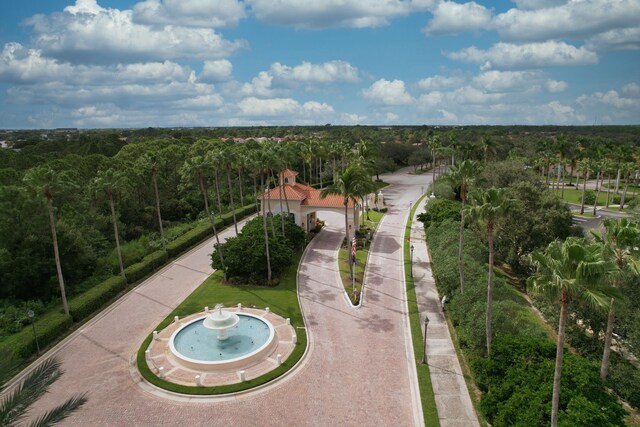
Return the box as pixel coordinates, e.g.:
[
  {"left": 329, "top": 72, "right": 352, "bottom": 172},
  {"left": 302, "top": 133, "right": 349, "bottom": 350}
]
[{"left": 351, "top": 236, "right": 357, "bottom": 259}]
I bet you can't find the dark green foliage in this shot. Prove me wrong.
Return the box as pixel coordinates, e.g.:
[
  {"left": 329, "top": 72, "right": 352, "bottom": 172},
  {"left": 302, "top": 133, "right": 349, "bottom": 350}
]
[
  {"left": 124, "top": 250, "right": 168, "bottom": 283},
  {"left": 425, "top": 216, "right": 627, "bottom": 426},
  {"left": 417, "top": 199, "right": 461, "bottom": 229},
  {"left": 474, "top": 336, "right": 626, "bottom": 427},
  {"left": 67, "top": 276, "right": 127, "bottom": 322},
  {"left": 0, "top": 312, "right": 72, "bottom": 361},
  {"left": 212, "top": 215, "right": 305, "bottom": 283},
  {"left": 495, "top": 181, "right": 578, "bottom": 276}
]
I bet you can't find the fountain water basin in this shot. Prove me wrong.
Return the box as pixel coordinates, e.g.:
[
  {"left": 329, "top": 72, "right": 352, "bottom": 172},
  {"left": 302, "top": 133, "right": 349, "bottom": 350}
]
[{"left": 169, "top": 309, "right": 276, "bottom": 371}]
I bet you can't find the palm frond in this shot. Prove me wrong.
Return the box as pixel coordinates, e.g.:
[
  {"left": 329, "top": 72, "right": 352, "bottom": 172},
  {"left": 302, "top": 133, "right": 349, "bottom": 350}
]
[
  {"left": 0, "top": 358, "right": 61, "bottom": 427},
  {"left": 25, "top": 393, "right": 87, "bottom": 427}
]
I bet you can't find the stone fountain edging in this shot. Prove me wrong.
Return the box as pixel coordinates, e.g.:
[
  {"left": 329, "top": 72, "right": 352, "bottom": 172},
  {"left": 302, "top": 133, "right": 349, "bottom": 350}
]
[
  {"left": 128, "top": 227, "right": 322, "bottom": 402},
  {"left": 144, "top": 307, "right": 294, "bottom": 387}
]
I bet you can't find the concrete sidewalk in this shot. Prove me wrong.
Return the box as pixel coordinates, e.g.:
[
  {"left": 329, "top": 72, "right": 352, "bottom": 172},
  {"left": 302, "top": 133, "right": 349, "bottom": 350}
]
[{"left": 410, "top": 197, "right": 480, "bottom": 427}]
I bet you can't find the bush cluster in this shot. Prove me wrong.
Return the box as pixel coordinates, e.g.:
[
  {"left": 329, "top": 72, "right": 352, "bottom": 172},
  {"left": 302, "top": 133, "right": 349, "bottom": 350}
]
[{"left": 212, "top": 214, "right": 305, "bottom": 284}]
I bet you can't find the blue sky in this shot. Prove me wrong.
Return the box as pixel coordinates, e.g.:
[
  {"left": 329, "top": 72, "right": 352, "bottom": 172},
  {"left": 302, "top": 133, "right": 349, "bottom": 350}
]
[{"left": 0, "top": 0, "right": 638, "bottom": 128}]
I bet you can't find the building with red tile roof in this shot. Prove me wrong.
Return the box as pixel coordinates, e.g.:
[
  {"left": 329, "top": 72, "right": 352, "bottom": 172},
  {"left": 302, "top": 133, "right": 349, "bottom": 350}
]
[{"left": 258, "top": 169, "right": 360, "bottom": 233}]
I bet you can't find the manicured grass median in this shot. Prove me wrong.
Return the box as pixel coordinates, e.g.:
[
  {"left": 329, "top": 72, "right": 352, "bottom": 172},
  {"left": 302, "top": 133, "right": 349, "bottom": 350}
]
[
  {"left": 337, "top": 210, "right": 383, "bottom": 305},
  {"left": 137, "top": 251, "right": 307, "bottom": 395},
  {"left": 404, "top": 195, "right": 440, "bottom": 426}
]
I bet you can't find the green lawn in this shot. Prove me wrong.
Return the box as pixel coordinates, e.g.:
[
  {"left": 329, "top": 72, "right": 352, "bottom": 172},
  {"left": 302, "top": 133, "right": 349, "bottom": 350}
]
[
  {"left": 337, "top": 210, "right": 384, "bottom": 305},
  {"left": 554, "top": 187, "right": 612, "bottom": 206},
  {"left": 137, "top": 251, "right": 307, "bottom": 395},
  {"left": 405, "top": 195, "right": 440, "bottom": 426}
]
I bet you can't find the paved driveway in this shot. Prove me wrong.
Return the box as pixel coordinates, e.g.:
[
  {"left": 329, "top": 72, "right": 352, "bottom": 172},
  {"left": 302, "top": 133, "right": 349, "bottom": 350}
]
[{"left": 18, "top": 169, "right": 431, "bottom": 426}]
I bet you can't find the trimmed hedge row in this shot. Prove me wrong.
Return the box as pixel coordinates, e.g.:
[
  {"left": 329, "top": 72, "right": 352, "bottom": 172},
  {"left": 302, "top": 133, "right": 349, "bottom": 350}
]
[
  {"left": 68, "top": 275, "right": 127, "bottom": 322},
  {"left": 124, "top": 250, "right": 168, "bottom": 283},
  {"left": 0, "top": 311, "right": 73, "bottom": 361},
  {"left": 166, "top": 204, "right": 256, "bottom": 258},
  {"left": 0, "top": 203, "right": 259, "bottom": 368}
]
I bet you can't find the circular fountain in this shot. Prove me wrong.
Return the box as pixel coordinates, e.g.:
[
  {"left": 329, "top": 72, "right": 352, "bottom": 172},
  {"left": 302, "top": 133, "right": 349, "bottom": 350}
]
[
  {"left": 203, "top": 305, "right": 240, "bottom": 340},
  {"left": 168, "top": 305, "right": 276, "bottom": 371}
]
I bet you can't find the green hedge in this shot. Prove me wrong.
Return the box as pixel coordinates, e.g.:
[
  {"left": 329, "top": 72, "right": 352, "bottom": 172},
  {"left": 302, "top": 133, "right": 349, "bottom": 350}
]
[
  {"left": 0, "top": 311, "right": 73, "bottom": 361},
  {"left": 166, "top": 204, "right": 256, "bottom": 258},
  {"left": 124, "top": 250, "right": 168, "bottom": 283},
  {"left": 68, "top": 276, "right": 127, "bottom": 322}
]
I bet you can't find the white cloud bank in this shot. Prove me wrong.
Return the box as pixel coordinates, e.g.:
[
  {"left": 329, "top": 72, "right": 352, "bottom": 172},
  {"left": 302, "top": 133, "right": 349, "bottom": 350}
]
[
  {"left": 446, "top": 41, "right": 598, "bottom": 70},
  {"left": 424, "top": 1, "right": 492, "bottom": 35},
  {"left": 362, "top": 79, "right": 414, "bottom": 105}
]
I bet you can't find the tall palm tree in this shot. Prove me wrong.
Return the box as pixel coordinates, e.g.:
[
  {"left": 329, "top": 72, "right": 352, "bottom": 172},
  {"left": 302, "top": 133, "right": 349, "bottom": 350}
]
[
  {"left": 427, "top": 135, "right": 441, "bottom": 195},
  {"left": 576, "top": 158, "right": 592, "bottom": 214},
  {"left": 23, "top": 167, "right": 76, "bottom": 316},
  {"left": 0, "top": 357, "right": 87, "bottom": 427},
  {"left": 138, "top": 152, "right": 166, "bottom": 247},
  {"left": 180, "top": 156, "right": 226, "bottom": 281},
  {"left": 528, "top": 237, "right": 617, "bottom": 427},
  {"left": 91, "top": 167, "right": 129, "bottom": 280},
  {"left": 256, "top": 146, "right": 273, "bottom": 283},
  {"left": 444, "top": 160, "right": 482, "bottom": 293},
  {"left": 592, "top": 159, "right": 603, "bottom": 216},
  {"left": 464, "top": 187, "right": 516, "bottom": 355},
  {"left": 480, "top": 134, "right": 496, "bottom": 163},
  {"left": 321, "top": 165, "right": 370, "bottom": 290},
  {"left": 220, "top": 143, "right": 239, "bottom": 234},
  {"left": 591, "top": 219, "right": 640, "bottom": 380}
]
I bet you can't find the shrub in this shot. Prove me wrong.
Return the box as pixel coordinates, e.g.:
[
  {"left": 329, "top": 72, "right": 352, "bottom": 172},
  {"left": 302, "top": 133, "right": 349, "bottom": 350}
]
[
  {"left": 474, "top": 336, "right": 626, "bottom": 427},
  {"left": 0, "top": 311, "right": 73, "bottom": 362},
  {"left": 124, "top": 250, "right": 168, "bottom": 283},
  {"left": 68, "top": 275, "right": 127, "bottom": 322},
  {"left": 583, "top": 190, "right": 596, "bottom": 205},
  {"left": 418, "top": 199, "right": 461, "bottom": 229},
  {"left": 212, "top": 214, "right": 304, "bottom": 283}
]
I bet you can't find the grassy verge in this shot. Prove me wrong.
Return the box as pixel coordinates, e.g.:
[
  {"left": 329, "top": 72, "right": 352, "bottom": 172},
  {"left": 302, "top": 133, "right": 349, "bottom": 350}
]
[
  {"left": 404, "top": 194, "right": 440, "bottom": 426},
  {"left": 337, "top": 210, "right": 384, "bottom": 305},
  {"left": 136, "top": 250, "right": 308, "bottom": 395}
]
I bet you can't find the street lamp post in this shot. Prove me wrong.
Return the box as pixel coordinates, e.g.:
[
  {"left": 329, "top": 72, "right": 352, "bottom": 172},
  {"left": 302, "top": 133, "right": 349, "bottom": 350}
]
[
  {"left": 28, "top": 309, "right": 40, "bottom": 355},
  {"left": 422, "top": 315, "right": 430, "bottom": 364},
  {"left": 410, "top": 244, "right": 415, "bottom": 277}
]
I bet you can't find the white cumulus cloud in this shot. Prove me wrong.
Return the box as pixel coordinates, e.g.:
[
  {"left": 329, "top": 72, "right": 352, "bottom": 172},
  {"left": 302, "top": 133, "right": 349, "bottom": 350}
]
[
  {"left": 246, "top": 0, "right": 434, "bottom": 29},
  {"left": 270, "top": 60, "right": 359, "bottom": 84},
  {"left": 417, "top": 75, "right": 465, "bottom": 90},
  {"left": 362, "top": 79, "right": 414, "bottom": 105},
  {"left": 424, "top": 1, "right": 493, "bottom": 35},
  {"left": 585, "top": 27, "right": 640, "bottom": 51},
  {"left": 237, "top": 97, "right": 334, "bottom": 117},
  {"left": 472, "top": 70, "right": 567, "bottom": 93},
  {"left": 25, "top": 1, "right": 245, "bottom": 64},
  {"left": 133, "top": 0, "right": 246, "bottom": 28},
  {"left": 200, "top": 60, "right": 233, "bottom": 82},
  {"left": 446, "top": 41, "right": 598, "bottom": 70},
  {"left": 493, "top": 0, "right": 640, "bottom": 42}
]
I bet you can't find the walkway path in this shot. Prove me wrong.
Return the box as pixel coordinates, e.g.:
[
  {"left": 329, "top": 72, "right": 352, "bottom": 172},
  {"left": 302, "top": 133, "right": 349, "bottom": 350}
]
[
  {"left": 410, "top": 197, "right": 480, "bottom": 427},
  {"left": 17, "top": 169, "right": 430, "bottom": 426}
]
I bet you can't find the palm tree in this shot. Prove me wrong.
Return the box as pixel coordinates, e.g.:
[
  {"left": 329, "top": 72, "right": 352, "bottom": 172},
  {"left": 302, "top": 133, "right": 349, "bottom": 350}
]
[
  {"left": 464, "top": 187, "right": 516, "bottom": 355},
  {"left": 220, "top": 144, "right": 239, "bottom": 234},
  {"left": 444, "top": 160, "right": 482, "bottom": 293},
  {"left": 0, "top": 357, "right": 87, "bottom": 427},
  {"left": 91, "top": 167, "right": 129, "bottom": 280},
  {"left": 592, "top": 159, "right": 603, "bottom": 216},
  {"left": 591, "top": 219, "right": 640, "bottom": 380},
  {"left": 427, "top": 135, "right": 441, "bottom": 195},
  {"left": 576, "top": 158, "right": 592, "bottom": 215},
  {"left": 256, "top": 146, "right": 273, "bottom": 283},
  {"left": 528, "top": 237, "right": 617, "bottom": 427},
  {"left": 480, "top": 134, "right": 496, "bottom": 163},
  {"left": 23, "top": 167, "right": 76, "bottom": 316},
  {"left": 138, "top": 152, "right": 166, "bottom": 247},
  {"left": 180, "top": 156, "right": 226, "bottom": 281},
  {"left": 321, "top": 165, "right": 370, "bottom": 291}
]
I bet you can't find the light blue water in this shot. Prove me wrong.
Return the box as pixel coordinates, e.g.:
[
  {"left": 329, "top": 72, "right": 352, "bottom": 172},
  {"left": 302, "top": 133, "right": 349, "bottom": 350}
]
[{"left": 173, "top": 315, "right": 271, "bottom": 362}]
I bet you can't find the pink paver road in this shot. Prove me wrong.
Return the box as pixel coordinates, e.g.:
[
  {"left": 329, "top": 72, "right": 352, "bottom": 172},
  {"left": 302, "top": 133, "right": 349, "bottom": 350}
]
[{"left": 15, "top": 169, "right": 430, "bottom": 426}]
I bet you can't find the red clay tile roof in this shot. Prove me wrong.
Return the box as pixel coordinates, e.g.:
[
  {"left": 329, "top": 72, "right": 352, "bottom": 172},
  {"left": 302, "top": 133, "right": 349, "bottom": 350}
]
[
  {"left": 258, "top": 182, "right": 354, "bottom": 208},
  {"left": 280, "top": 169, "right": 298, "bottom": 179}
]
